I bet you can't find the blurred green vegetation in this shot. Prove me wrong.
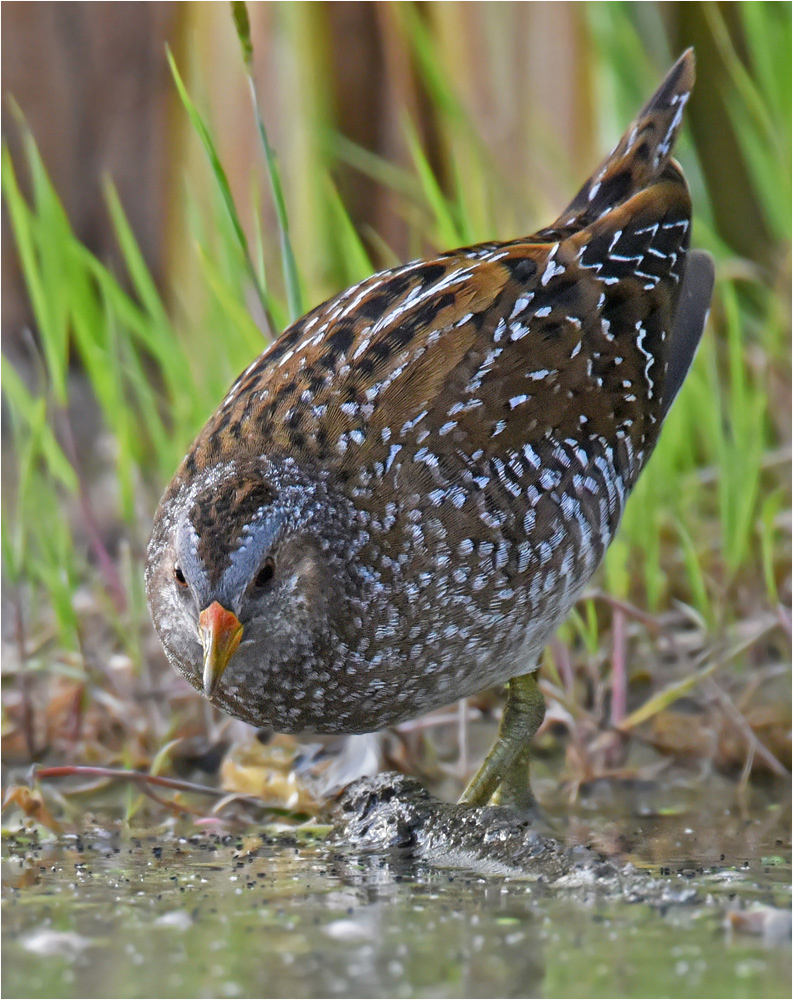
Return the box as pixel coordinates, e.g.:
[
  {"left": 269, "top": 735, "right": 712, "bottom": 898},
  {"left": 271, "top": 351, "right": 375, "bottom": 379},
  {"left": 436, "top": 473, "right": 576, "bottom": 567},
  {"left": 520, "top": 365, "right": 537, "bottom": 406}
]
[{"left": 1, "top": 2, "right": 789, "bottom": 791}]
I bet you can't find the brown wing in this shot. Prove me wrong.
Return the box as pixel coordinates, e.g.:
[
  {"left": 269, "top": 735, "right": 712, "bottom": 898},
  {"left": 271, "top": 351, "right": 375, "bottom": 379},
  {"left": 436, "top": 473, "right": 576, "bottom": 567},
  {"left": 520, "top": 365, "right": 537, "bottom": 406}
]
[
  {"left": 343, "top": 170, "right": 695, "bottom": 488},
  {"left": 183, "top": 49, "right": 707, "bottom": 501},
  {"left": 186, "top": 254, "right": 506, "bottom": 468}
]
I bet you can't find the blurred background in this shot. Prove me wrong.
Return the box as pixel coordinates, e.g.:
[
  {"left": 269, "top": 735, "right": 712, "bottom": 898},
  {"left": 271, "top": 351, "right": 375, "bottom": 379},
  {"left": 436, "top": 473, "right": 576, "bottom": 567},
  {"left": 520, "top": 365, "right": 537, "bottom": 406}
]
[
  {"left": 2, "top": 2, "right": 790, "bottom": 824},
  {"left": 5, "top": 3, "right": 788, "bottom": 330}
]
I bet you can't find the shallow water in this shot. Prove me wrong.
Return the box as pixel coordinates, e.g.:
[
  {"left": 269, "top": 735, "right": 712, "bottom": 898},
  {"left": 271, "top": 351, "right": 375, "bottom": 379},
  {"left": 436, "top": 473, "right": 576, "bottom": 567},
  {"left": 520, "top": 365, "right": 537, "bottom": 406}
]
[{"left": 2, "top": 780, "right": 790, "bottom": 999}]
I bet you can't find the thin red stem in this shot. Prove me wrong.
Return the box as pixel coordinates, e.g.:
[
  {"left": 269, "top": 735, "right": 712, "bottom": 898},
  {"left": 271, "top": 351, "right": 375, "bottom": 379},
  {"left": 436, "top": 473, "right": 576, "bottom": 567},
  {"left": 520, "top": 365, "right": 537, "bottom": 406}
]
[{"left": 33, "top": 765, "right": 237, "bottom": 799}]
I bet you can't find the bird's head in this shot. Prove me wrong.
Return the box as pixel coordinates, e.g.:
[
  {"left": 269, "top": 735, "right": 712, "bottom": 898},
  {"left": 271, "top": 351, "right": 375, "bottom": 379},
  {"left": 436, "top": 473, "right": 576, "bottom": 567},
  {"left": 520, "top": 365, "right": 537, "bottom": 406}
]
[{"left": 145, "top": 458, "right": 352, "bottom": 729}]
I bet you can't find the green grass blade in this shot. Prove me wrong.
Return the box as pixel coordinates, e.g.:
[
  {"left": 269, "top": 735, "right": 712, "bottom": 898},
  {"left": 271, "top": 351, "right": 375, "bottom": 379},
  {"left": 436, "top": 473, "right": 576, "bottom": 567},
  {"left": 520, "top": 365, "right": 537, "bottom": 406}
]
[
  {"left": 166, "top": 46, "right": 273, "bottom": 333},
  {"left": 1, "top": 364, "right": 78, "bottom": 493},
  {"left": 1, "top": 142, "right": 69, "bottom": 405},
  {"left": 229, "top": 2, "right": 303, "bottom": 323},
  {"left": 323, "top": 177, "right": 374, "bottom": 285}
]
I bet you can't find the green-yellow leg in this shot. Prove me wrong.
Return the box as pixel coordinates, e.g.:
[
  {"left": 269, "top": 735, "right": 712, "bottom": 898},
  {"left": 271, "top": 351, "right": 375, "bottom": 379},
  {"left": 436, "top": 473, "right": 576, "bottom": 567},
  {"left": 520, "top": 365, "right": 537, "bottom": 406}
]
[
  {"left": 459, "top": 671, "right": 545, "bottom": 809},
  {"left": 490, "top": 743, "right": 534, "bottom": 811}
]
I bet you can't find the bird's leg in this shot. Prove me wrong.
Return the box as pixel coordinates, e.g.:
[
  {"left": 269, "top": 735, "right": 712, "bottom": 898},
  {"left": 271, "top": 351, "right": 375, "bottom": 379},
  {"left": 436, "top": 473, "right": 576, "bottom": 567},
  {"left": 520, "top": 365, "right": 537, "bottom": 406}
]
[
  {"left": 490, "top": 742, "right": 534, "bottom": 811},
  {"left": 459, "top": 671, "right": 545, "bottom": 809}
]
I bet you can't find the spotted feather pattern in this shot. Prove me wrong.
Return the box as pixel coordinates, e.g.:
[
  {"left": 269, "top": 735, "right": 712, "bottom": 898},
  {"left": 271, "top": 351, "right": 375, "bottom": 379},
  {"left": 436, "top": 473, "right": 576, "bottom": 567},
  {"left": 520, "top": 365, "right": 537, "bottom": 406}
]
[{"left": 148, "top": 51, "right": 714, "bottom": 734}]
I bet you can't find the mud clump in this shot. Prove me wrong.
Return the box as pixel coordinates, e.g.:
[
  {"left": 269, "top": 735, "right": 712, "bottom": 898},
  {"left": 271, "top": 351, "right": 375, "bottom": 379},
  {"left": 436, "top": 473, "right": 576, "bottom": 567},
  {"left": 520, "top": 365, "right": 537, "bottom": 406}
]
[{"left": 333, "top": 772, "right": 705, "bottom": 906}]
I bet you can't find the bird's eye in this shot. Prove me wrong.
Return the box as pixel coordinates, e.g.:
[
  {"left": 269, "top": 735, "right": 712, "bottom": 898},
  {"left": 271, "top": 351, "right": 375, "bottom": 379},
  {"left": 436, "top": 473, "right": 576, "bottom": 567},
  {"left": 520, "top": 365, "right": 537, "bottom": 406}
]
[
  {"left": 254, "top": 558, "right": 275, "bottom": 588},
  {"left": 174, "top": 564, "right": 188, "bottom": 588}
]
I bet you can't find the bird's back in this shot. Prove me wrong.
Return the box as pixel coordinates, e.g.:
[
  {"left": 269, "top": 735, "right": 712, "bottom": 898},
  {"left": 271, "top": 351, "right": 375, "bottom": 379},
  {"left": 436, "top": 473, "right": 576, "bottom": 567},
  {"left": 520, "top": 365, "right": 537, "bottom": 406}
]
[
  {"left": 189, "top": 51, "right": 711, "bottom": 490},
  {"left": 161, "top": 51, "right": 714, "bottom": 731}
]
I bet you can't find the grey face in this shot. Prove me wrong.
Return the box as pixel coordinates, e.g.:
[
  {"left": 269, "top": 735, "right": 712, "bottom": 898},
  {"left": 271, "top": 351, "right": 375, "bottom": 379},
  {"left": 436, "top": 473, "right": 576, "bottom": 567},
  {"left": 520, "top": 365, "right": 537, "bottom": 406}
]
[
  {"left": 173, "top": 505, "right": 286, "bottom": 622},
  {"left": 145, "top": 467, "right": 343, "bottom": 732}
]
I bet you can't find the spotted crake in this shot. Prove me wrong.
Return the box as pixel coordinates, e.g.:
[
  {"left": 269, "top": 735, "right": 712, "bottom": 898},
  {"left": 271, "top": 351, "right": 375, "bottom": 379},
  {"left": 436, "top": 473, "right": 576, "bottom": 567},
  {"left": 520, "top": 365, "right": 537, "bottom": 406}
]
[{"left": 146, "top": 50, "right": 714, "bottom": 810}]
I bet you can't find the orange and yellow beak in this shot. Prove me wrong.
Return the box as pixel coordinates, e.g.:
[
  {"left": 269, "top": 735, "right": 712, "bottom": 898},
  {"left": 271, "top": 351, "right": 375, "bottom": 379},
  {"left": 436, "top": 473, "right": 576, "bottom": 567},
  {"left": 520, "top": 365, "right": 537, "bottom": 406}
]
[{"left": 198, "top": 601, "right": 244, "bottom": 697}]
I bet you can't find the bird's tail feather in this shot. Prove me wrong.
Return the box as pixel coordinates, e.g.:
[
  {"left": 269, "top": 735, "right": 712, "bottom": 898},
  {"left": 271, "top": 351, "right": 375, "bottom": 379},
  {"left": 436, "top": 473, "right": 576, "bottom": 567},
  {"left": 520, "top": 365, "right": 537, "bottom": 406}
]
[{"left": 554, "top": 49, "right": 696, "bottom": 230}]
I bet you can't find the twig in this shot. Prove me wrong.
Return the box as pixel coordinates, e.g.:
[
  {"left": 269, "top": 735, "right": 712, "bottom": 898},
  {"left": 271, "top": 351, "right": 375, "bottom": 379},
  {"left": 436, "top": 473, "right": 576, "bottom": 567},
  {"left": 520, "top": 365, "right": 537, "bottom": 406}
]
[
  {"left": 137, "top": 783, "right": 202, "bottom": 817},
  {"left": 395, "top": 707, "right": 482, "bottom": 733},
  {"left": 696, "top": 445, "right": 791, "bottom": 485},
  {"left": 457, "top": 698, "right": 469, "bottom": 779},
  {"left": 736, "top": 663, "right": 790, "bottom": 713},
  {"left": 589, "top": 588, "right": 684, "bottom": 658},
  {"left": 13, "top": 592, "right": 37, "bottom": 760},
  {"left": 776, "top": 603, "right": 792, "bottom": 640},
  {"left": 549, "top": 638, "right": 574, "bottom": 693},
  {"left": 736, "top": 743, "right": 756, "bottom": 821},
  {"left": 616, "top": 660, "right": 719, "bottom": 731},
  {"left": 704, "top": 679, "right": 789, "bottom": 778},
  {"left": 610, "top": 607, "right": 627, "bottom": 727},
  {"left": 32, "top": 765, "right": 262, "bottom": 802},
  {"left": 588, "top": 589, "right": 666, "bottom": 632},
  {"left": 58, "top": 410, "right": 126, "bottom": 613},
  {"left": 538, "top": 678, "right": 598, "bottom": 726}
]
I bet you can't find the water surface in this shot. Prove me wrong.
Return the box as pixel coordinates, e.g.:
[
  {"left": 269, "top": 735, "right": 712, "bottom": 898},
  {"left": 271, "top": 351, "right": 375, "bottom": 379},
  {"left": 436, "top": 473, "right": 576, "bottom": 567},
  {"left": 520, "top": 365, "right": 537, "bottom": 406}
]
[{"left": 3, "top": 780, "right": 790, "bottom": 999}]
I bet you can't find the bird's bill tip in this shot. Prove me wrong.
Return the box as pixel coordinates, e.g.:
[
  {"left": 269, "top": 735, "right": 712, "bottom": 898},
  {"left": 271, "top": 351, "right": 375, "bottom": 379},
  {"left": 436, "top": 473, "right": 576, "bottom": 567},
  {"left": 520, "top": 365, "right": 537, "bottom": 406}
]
[{"left": 198, "top": 601, "right": 243, "bottom": 697}]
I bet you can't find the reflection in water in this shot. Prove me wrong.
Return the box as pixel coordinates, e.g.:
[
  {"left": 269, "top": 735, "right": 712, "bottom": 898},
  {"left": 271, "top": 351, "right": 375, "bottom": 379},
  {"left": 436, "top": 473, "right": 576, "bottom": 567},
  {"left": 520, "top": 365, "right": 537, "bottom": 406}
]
[{"left": 2, "top": 786, "right": 790, "bottom": 1000}]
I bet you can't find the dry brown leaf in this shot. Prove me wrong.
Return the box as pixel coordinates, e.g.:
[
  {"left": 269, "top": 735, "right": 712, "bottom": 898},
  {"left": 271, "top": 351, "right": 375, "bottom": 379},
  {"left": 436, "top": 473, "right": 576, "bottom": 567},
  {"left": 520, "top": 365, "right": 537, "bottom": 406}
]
[
  {"left": 2, "top": 785, "right": 62, "bottom": 833},
  {"left": 220, "top": 735, "right": 321, "bottom": 812}
]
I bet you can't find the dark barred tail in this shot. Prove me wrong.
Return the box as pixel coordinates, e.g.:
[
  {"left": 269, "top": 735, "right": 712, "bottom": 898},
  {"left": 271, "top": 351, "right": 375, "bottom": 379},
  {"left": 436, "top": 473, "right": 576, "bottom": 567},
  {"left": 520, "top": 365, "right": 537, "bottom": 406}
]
[{"left": 554, "top": 49, "right": 696, "bottom": 230}]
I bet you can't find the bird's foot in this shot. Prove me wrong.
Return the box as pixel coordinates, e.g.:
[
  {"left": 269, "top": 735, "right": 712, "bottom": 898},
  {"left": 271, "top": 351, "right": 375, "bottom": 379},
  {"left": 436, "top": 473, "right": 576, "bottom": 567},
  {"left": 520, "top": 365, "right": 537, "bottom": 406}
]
[{"left": 458, "top": 671, "right": 546, "bottom": 820}]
